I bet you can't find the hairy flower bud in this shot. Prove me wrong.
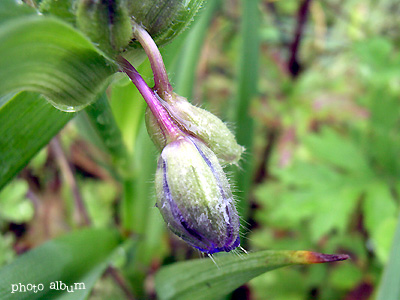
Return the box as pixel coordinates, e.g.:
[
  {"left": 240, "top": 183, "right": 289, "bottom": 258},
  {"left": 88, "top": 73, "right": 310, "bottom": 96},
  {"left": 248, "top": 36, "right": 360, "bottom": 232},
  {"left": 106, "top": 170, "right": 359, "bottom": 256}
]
[
  {"left": 146, "top": 94, "right": 244, "bottom": 166},
  {"left": 155, "top": 136, "right": 240, "bottom": 254}
]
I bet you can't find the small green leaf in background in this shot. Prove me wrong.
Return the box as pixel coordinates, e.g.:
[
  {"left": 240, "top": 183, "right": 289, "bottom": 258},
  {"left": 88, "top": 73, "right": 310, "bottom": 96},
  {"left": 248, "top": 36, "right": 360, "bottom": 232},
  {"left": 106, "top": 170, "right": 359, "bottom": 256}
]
[
  {"left": 109, "top": 74, "right": 148, "bottom": 152},
  {"left": 329, "top": 263, "right": 363, "bottom": 290},
  {"left": 81, "top": 180, "right": 117, "bottom": 228},
  {"left": 0, "top": 234, "right": 15, "bottom": 267},
  {"left": 0, "top": 228, "right": 122, "bottom": 300},
  {"left": 155, "top": 250, "right": 348, "bottom": 300},
  {"left": 362, "top": 182, "right": 397, "bottom": 263},
  {"left": 303, "top": 127, "right": 369, "bottom": 174},
  {"left": 0, "top": 180, "right": 33, "bottom": 223}
]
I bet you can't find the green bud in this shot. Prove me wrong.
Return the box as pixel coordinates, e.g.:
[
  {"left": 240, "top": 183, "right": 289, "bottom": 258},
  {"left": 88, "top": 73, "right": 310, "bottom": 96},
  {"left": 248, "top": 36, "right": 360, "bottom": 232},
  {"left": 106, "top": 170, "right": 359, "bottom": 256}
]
[
  {"left": 76, "top": 0, "right": 132, "bottom": 56},
  {"left": 40, "top": 0, "right": 204, "bottom": 56},
  {"left": 146, "top": 94, "right": 244, "bottom": 166},
  {"left": 155, "top": 136, "right": 240, "bottom": 254},
  {"left": 38, "top": 0, "right": 77, "bottom": 25},
  {"left": 126, "top": 0, "right": 204, "bottom": 48}
]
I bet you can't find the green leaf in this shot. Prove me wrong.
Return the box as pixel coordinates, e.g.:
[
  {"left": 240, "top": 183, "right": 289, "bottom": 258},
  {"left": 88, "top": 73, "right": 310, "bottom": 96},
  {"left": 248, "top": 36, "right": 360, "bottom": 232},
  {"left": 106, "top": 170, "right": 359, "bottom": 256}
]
[
  {"left": 109, "top": 74, "right": 147, "bottom": 152},
  {"left": 362, "top": 182, "right": 397, "bottom": 239},
  {"left": 0, "top": 92, "right": 74, "bottom": 190},
  {"left": 255, "top": 162, "right": 363, "bottom": 241},
  {"left": 0, "top": 180, "right": 34, "bottom": 223},
  {"left": 376, "top": 213, "right": 400, "bottom": 300},
  {"left": 373, "top": 217, "right": 397, "bottom": 264},
  {"left": 0, "top": 0, "right": 36, "bottom": 25},
  {"left": 172, "top": 0, "right": 221, "bottom": 99},
  {"left": 329, "top": 263, "right": 363, "bottom": 290},
  {"left": 303, "top": 128, "right": 369, "bottom": 174},
  {"left": 0, "top": 11, "right": 117, "bottom": 111},
  {"left": 0, "top": 228, "right": 122, "bottom": 300},
  {"left": 81, "top": 180, "right": 117, "bottom": 228},
  {"left": 0, "top": 234, "right": 15, "bottom": 267},
  {"left": 155, "top": 250, "right": 348, "bottom": 300}
]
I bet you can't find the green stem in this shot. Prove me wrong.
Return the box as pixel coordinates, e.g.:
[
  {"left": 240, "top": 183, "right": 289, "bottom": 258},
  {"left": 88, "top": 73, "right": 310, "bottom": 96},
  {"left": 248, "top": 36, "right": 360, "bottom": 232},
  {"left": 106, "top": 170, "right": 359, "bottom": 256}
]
[
  {"left": 84, "top": 92, "right": 132, "bottom": 178},
  {"left": 118, "top": 56, "right": 183, "bottom": 142},
  {"left": 50, "top": 136, "right": 91, "bottom": 227},
  {"left": 84, "top": 92, "right": 134, "bottom": 232},
  {"left": 132, "top": 22, "right": 173, "bottom": 99}
]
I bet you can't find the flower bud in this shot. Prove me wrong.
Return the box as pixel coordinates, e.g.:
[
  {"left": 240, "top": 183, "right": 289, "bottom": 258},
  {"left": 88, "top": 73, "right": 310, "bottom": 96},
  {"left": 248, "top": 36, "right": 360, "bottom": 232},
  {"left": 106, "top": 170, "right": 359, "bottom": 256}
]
[
  {"left": 76, "top": 0, "right": 132, "bottom": 56},
  {"left": 146, "top": 94, "right": 244, "bottom": 166},
  {"left": 41, "top": 0, "right": 204, "bottom": 56},
  {"left": 155, "top": 136, "right": 240, "bottom": 254},
  {"left": 126, "top": 0, "right": 203, "bottom": 47}
]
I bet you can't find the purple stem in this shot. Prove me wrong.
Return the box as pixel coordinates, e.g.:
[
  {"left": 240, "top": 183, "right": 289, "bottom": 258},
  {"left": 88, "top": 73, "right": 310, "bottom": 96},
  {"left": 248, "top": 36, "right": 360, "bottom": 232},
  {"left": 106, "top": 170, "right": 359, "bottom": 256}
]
[
  {"left": 118, "top": 56, "right": 181, "bottom": 141},
  {"left": 132, "top": 23, "right": 173, "bottom": 98}
]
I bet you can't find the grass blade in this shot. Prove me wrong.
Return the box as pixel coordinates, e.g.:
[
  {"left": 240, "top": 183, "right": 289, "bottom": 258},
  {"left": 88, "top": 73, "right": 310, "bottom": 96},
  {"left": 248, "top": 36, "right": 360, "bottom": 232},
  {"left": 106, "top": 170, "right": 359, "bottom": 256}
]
[
  {"left": 171, "top": 0, "right": 221, "bottom": 98},
  {"left": 231, "top": 0, "right": 261, "bottom": 225},
  {"left": 155, "top": 250, "right": 349, "bottom": 300}
]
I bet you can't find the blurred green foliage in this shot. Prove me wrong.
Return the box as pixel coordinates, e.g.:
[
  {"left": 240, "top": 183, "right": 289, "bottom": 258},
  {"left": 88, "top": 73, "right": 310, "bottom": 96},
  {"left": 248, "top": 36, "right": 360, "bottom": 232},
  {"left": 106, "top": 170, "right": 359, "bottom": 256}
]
[
  {"left": 1, "top": 0, "right": 400, "bottom": 299},
  {"left": 246, "top": 1, "right": 400, "bottom": 299},
  {"left": 0, "top": 180, "right": 33, "bottom": 224}
]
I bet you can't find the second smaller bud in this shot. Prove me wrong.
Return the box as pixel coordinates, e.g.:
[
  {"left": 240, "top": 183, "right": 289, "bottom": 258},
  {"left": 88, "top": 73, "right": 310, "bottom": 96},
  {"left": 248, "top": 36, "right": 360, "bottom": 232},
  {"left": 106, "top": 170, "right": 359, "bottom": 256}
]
[{"left": 146, "top": 94, "right": 244, "bottom": 166}]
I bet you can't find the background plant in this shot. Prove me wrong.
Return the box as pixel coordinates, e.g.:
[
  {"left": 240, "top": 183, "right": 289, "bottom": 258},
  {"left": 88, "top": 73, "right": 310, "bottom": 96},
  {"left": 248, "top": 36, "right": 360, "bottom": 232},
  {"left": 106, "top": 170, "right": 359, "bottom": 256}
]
[{"left": 0, "top": 0, "right": 399, "bottom": 300}]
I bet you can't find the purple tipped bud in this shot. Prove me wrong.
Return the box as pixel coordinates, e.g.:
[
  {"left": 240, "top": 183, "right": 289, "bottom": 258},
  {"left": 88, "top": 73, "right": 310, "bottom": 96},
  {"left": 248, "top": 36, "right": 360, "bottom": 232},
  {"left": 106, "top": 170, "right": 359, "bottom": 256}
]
[{"left": 155, "top": 136, "right": 240, "bottom": 254}]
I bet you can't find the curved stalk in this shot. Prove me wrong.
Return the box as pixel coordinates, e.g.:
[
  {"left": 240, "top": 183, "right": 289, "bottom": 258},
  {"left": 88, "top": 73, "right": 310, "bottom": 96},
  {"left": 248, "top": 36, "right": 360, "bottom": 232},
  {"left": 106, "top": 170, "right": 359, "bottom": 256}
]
[
  {"left": 132, "top": 22, "right": 173, "bottom": 99},
  {"left": 118, "top": 56, "right": 181, "bottom": 142}
]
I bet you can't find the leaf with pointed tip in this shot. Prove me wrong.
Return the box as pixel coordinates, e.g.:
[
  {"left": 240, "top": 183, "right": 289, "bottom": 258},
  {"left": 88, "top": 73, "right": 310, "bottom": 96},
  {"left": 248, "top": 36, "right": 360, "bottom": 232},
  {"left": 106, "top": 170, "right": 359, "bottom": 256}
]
[{"left": 155, "top": 250, "right": 349, "bottom": 300}]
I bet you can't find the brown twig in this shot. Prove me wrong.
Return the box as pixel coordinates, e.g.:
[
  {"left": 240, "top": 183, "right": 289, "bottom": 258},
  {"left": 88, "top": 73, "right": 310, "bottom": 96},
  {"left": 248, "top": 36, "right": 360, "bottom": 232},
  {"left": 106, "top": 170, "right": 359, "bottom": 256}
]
[
  {"left": 26, "top": 188, "right": 40, "bottom": 217},
  {"left": 288, "top": 0, "right": 313, "bottom": 78},
  {"left": 254, "top": 128, "right": 279, "bottom": 184},
  {"left": 106, "top": 266, "right": 136, "bottom": 300},
  {"left": 50, "top": 136, "right": 91, "bottom": 226}
]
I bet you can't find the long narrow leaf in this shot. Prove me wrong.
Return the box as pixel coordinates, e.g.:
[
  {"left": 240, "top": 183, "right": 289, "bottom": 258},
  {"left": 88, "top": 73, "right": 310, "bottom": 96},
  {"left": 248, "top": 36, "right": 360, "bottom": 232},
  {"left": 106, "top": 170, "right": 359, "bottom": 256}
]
[
  {"left": 155, "top": 250, "right": 348, "bottom": 300},
  {"left": 0, "top": 228, "right": 122, "bottom": 300},
  {"left": 231, "top": 0, "right": 260, "bottom": 224},
  {"left": 172, "top": 0, "right": 221, "bottom": 98},
  {"left": 0, "top": 92, "right": 74, "bottom": 189}
]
